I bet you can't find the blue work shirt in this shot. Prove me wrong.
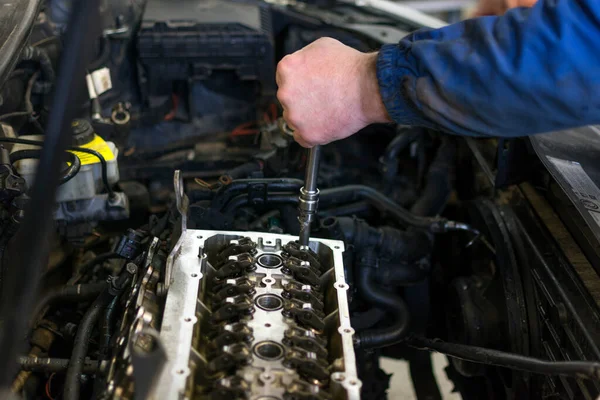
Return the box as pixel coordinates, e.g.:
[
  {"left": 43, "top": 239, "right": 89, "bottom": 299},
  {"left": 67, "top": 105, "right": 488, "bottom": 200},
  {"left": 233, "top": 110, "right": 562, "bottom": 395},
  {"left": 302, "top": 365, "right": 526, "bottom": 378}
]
[{"left": 376, "top": 0, "right": 600, "bottom": 137}]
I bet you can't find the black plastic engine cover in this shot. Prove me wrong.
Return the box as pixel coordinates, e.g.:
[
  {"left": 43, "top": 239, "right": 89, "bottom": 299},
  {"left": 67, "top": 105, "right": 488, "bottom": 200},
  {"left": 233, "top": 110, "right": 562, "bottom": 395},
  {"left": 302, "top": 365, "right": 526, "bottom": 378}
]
[{"left": 137, "top": 0, "right": 275, "bottom": 130}]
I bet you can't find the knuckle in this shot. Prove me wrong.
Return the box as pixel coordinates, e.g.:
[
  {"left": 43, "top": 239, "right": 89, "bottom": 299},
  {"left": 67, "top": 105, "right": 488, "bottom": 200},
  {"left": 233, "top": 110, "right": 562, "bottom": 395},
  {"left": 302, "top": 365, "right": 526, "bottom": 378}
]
[
  {"left": 277, "top": 55, "right": 294, "bottom": 71},
  {"left": 277, "top": 88, "right": 290, "bottom": 104},
  {"left": 285, "top": 111, "right": 299, "bottom": 126}
]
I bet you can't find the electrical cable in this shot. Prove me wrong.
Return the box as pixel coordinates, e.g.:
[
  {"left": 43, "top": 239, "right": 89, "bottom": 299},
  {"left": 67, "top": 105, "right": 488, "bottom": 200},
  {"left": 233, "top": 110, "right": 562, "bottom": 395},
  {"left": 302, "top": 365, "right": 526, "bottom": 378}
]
[
  {"left": 10, "top": 149, "right": 81, "bottom": 185},
  {"left": 21, "top": 46, "right": 55, "bottom": 83},
  {"left": 0, "top": 0, "right": 102, "bottom": 386},
  {"left": 69, "top": 146, "right": 115, "bottom": 199},
  {"left": 0, "top": 70, "right": 43, "bottom": 130},
  {"left": 0, "top": 137, "right": 115, "bottom": 198},
  {"left": 0, "top": 111, "right": 31, "bottom": 121},
  {"left": 25, "top": 70, "right": 44, "bottom": 134},
  {"left": 406, "top": 336, "right": 600, "bottom": 380}
]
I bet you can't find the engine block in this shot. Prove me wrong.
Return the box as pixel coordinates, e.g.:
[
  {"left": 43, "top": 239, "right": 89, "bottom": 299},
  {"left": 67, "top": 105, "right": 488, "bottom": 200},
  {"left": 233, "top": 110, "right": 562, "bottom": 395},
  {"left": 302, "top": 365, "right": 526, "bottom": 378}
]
[{"left": 155, "top": 230, "right": 360, "bottom": 400}]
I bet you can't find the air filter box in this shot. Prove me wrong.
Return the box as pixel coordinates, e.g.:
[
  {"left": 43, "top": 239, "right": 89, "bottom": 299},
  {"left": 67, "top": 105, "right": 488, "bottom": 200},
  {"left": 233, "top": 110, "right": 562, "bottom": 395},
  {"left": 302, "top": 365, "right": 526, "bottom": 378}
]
[{"left": 137, "top": 0, "right": 275, "bottom": 129}]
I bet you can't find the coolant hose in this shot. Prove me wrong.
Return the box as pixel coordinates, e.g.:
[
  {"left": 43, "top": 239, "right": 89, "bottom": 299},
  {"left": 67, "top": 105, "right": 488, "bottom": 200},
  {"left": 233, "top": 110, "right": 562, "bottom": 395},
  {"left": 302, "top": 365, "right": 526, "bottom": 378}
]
[
  {"left": 220, "top": 184, "right": 466, "bottom": 234},
  {"left": 411, "top": 137, "right": 456, "bottom": 217},
  {"left": 101, "top": 295, "right": 119, "bottom": 353},
  {"left": 64, "top": 290, "right": 110, "bottom": 400},
  {"left": 380, "top": 128, "right": 421, "bottom": 185},
  {"left": 215, "top": 178, "right": 303, "bottom": 210},
  {"left": 322, "top": 217, "right": 432, "bottom": 263},
  {"left": 375, "top": 261, "right": 430, "bottom": 286},
  {"left": 320, "top": 185, "right": 447, "bottom": 232},
  {"left": 64, "top": 265, "right": 136, "bottom": 400},
  {"left": 223, "top": 160, "right": 263, "bottom": 180},
  {"left": 32, "top": 282, "right": 107, "bottom": 325},
  {"left": 355, "top": 266, "right": 410, "bottom": 349}
]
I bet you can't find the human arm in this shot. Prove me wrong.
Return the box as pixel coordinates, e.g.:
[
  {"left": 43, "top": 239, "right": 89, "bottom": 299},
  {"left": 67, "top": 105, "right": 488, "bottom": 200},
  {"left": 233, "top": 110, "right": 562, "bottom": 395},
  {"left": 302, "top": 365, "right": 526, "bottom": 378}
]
[
  {"left": 377, "top": 0, "right": 600, "bottom": 138},
  {"left": 277, "top": 0, "right": 600, "bottom": 146}
]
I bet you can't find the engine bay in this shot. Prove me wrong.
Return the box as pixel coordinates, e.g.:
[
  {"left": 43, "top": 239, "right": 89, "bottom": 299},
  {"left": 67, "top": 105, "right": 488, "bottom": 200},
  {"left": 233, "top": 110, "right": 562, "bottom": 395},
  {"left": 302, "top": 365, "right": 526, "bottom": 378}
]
[{"left": 0, "top": 1, "right": 599, "bottom": 399}]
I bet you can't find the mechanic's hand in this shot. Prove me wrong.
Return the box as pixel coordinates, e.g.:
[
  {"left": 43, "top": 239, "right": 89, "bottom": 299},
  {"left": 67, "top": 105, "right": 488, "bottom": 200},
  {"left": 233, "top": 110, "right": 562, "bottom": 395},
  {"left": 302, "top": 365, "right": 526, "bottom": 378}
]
[
  {"left": 474, "top": 0, "right": 537, "bottom": 16},
  {"left": 276, "top": 37, "right": 390, "bottom": 148}
]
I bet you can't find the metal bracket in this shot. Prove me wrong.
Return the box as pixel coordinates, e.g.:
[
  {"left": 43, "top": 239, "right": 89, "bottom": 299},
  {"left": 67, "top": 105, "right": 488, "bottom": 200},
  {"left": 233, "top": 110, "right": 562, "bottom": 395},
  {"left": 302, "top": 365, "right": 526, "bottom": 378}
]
[{"left": 160, "top": 170, "right": 189, "bottom": 295}]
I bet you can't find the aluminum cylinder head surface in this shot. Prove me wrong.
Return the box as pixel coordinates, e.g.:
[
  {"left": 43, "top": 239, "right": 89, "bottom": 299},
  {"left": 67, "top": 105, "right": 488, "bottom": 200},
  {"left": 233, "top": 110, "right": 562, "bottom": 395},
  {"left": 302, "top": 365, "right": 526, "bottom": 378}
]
[{"left": 155, "top": 229, "right": 360, "bottom": 400}]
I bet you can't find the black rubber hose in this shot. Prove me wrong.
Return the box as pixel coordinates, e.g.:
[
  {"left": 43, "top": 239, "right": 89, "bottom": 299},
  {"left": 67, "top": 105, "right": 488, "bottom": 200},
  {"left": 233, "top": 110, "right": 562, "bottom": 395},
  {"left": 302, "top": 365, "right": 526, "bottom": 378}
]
[
  {"left": 406, "top": 336, "right": 600, "bottom": 380},
  {"left": 101, "top": 295, "right": 119, "bottom": 353},
  {"left": 0, "top": 137, "right": 114, "bottom": 198},
  {"left": 224, "top": 160, "right": 263, "bottom": 180},
  {"left": 222, "top": 193, "right": 297, "bottom": 214},
  {"left": 10, "top": 149, "right": 81, "bottom": 185},
  {"left": 319, "top": 201, "right": 371, "bottom": 218},
  {"left": 64, "top": 291, "right": 109, "bottom": 400},
  {"left": 355, "top": 266, "right": 410, "bottom": 349},
  {"left": 375, "top": 262, "right": 429, "bottom": 286},
  {"left": 381, "top": 129, "right": 421, "bottom": 184},
  {"left": 214, "top": 178, "right": 303, "bottom": 210},
  {"left": 411, "top": 138, "right": 456, "bottom": 217},
  {"left": 21, "top": 46, "right": 55, "bottom": 83},
  {"left": 18, "top": 356, "right": 99, "bottom": 373},
  {"left": 87, "top": 35, "right": 111, "bottom": 71},
  {"left": 78, "top": 252, "right": 121, "bottom": 277},
  {"left": 351, "top": 307, "right": 386, "bottom": 331},
  {"left": 321, "top": 185, "right": 447, "bottom": 231},
  {"left": 31, "top": 282, "right": 107, "bottom": 324},
  {"left": 220, "top": 185, "right": 452, "bottom": 233},
  {"left": 321, "top": 217, "right": 432, "bottom": 262},
  {"left": 64, "top": 266, "right": 135, "bottom": 400}
]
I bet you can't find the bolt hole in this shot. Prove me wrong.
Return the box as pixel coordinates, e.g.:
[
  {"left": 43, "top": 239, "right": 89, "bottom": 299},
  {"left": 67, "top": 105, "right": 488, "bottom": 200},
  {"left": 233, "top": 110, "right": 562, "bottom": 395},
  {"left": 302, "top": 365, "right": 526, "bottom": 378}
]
[
  {"left": 349, "top": 380, "right": 358, "bottom": 386},
  {"left": 344, "top": 328, "right": 352, "bottom": 333},
  {"left": 197, "top": 235, "right": 203, "bottom": 239},
  {"left": 184, "top": 317, "right": 192, "bottom": 322},
  {"left": 334, "top": 374, "right": 345, "bottom": 382},
  {"left": 334, "top": 245, "right": 340, "bottom": 249},
  {"left": 176, "top": 369, "right": 185, "bottom": 375},
  {"left": 266, "top": 240, "right": 272, "bottom": 244},
  {"left": 265, "top": 323, "right": 271, "bottom": 327},
  {"left": 191, "top": 273, "right": 198, "bottom": 278}
]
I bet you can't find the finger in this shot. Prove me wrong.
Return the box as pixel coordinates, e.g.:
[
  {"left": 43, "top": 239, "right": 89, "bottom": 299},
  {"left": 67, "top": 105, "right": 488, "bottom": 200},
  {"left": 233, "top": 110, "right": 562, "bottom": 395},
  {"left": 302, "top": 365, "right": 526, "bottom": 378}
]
[
  {"left": 282, "top": 109, "right": 297, "bottom": 131},
  {"left": 293, "top": 131, "right": 313, "bottom": 148},
  {"left": 278, "top": 90, "right": 289, "bottom": 113}
]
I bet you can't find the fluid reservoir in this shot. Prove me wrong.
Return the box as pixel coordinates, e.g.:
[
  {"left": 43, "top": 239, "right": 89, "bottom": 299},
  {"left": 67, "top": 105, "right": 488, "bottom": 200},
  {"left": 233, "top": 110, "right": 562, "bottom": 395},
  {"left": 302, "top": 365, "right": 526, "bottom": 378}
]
[{"left": 12, "top": 119, "right": 120, "bottom": 202}]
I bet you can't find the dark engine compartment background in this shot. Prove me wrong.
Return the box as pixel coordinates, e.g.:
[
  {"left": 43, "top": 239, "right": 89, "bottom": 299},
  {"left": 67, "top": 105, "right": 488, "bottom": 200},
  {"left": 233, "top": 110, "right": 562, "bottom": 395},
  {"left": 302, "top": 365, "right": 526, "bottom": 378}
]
[{"left": 0, "top": 1, "right": 597, "bottom": 399}]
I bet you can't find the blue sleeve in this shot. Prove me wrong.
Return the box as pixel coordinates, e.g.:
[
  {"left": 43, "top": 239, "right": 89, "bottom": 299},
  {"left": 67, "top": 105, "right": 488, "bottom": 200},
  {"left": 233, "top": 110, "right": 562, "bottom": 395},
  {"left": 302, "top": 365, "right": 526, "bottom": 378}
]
[{"left": 376, "top": 0, "right": 600, "bottom": 137}]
